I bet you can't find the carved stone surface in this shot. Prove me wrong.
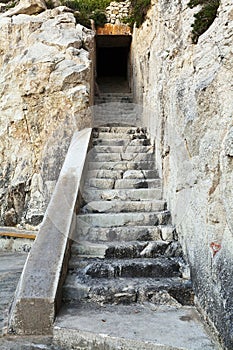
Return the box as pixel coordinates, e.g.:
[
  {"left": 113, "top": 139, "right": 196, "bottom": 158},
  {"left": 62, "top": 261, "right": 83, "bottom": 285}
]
[{"left": 131, "top": 0, "right": 233, "bottom": 348}]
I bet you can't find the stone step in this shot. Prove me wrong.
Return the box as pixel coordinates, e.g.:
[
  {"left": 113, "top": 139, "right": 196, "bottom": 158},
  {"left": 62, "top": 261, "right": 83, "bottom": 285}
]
[
  {"left": 93, "top": 138, "right": 151, "bottom": 146},
  {"left": 95, "top": 95, "right": 133, "bottom": 102},
  {"left": 54, "top": 303, "right": 218, "bottom": 350},
  {"left": 81, "top": 200, "right": 166, "bottom": 213},
  {"left": 69, "top": 257, "right": 182, "bottom": 279},
  {"left": 90, "top": 152, "right": 153, "bottom": 163},
  {"left": 86, "top": 178, "right": 161, "bottom": 190},
  {"left": 94, "top": 106, "right": 136, "bottom": 113},
  {"left": 82, "top": 188, "right": 162, "bottom": 202},
  {"left": 115, "top": 178, "right": 161, "bottom": 189},
  {"left": 75, "top": 225, "right": 176, "bottom": 243},
  {"left": 63, "top": 276, "right": 194, "bottom": 306},
  {"left": 87, "top": 169, "right": 158, "bottom": 179},
  {"left": 93, "top": 132, "right": 147, "bottom": 140},
  {"left": 95, "top": 97, "right": 133, "bottom": 102},
  {"left": 76, "top": 211, "right": 170, "bottom": 228},
  {"left": 71, "top": 241, "right": 182, "bottom": 259},
  {"left": 93, "top": 127, "right": 146, "bottom": 134},
  {"left": 88, "top": 161, "right": 155, "bottom": 171},
  {"left": 93, "top": 145, "right": 154, "bottom": 153}
]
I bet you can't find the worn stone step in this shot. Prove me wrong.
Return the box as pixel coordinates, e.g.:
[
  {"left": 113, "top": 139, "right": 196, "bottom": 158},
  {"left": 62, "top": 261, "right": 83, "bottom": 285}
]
[
  {"left": 69, "top": 257, "right": 182, "bottom": 279},
  {"left": 63, "top": 275, "right": 194, "bottom": 306},
  {"left": 93, "top": 132, "right": 147, "bottom": 140},
  {"left": 81, "top": 200, "right": 166, "bottom": 213},
  {"left": 95, "top": 92, "right": 133, "bottom": 98},
  {"left": 88, "top": 161, "right": 155, "bottom": 171},
  {"left": 71, "top": 241, "right": 182, "bottom": 259},
  {"left": 114, "top": 178, "right": 161, "bottom": 189},
  {"left": 54, "top": 303, "right": 218, "bottom": 350},
  {"left": 86, "top": 178, "right": 161, "bottom": 190},
  {"left": 75, "top": 225, "right": 175, "bottom": 243},
  {"left": 90, "top": 152, "right": 154, "bottom": 163},
  {"left": 93, "top": 138, "right": 151, "bottom": 146},
  {"left": 87, "top": 169, "right": 158, "bottom": 179},
  {"left": 93, "top": 145, "right": 154, "bottom": 153},
  {"left": 93, "top": 127, "right": 146, "bottom": 134},
  {"left": 94, "top": 108, "right": 136, "bottom": 115},
  {"left": 82, "top": 188, "right": 162, "bottom": 202},
  {"left": 95, "top": 97, "right": 133, "bottom": 102},
  {"left": 76, "top": 211, "right": 170, "bottom": 229}
]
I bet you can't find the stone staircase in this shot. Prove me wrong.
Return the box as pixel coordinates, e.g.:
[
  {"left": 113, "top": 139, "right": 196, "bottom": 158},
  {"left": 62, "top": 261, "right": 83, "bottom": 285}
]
[
  {"left": 93, "top": 93, "right": 142, "bottom": 127},
  {"left": 54, "top": 126, "right": 219, "bottom": 349}
]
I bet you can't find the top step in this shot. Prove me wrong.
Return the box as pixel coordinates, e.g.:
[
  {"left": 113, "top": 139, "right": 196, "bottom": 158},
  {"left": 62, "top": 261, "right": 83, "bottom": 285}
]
[{"left": 95, "top": 93, "right": 133, "bottom": 104}]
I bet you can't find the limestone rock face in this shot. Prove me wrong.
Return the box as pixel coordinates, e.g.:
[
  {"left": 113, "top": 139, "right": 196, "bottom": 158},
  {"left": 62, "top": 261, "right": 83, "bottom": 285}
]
[
  {"left": 2, "top": 0, "right": 47, "bottom": 17},
  {"left": 131, "top": 0, "right": 233, "bottom": 348},
  {"left": 0, "top": 8, "right": 94, "bottom": 228}
]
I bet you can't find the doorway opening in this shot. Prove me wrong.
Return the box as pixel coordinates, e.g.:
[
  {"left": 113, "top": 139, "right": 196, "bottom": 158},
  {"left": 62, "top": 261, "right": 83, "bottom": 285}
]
[{"left": 96, "top": 35, "right": 131, "bottom": 93}]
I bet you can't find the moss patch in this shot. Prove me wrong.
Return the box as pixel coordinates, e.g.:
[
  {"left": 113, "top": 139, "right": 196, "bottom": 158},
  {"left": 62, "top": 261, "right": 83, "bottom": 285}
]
[{"left": 188, "top": 0, "right": 220, "bottom": 43}]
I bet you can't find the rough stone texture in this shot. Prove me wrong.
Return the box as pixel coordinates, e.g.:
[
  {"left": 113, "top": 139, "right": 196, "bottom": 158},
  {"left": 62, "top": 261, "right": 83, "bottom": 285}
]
[
  {"left": 106, "top": 0, "right": 131, "bottom": 25},
  {"left": 131, "top": 0, "right": 233, "bottom": 348},
  {"left": 1, "top": 0, "right": 47, "bottom": 17},
  {"left": 0, "top": 8, "right": 94, "bottom": 228}
]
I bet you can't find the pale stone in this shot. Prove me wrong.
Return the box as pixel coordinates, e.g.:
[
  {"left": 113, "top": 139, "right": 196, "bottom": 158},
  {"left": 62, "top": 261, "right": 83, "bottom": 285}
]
[
  {"left": 0, "top": 9, "right": 94, "bottom": 227},
  {"left": 131, "top": 0, "right": 233, "bottom": 347},
  {"left": 1, "top": 0, "right": 47, "bottom": 16}
]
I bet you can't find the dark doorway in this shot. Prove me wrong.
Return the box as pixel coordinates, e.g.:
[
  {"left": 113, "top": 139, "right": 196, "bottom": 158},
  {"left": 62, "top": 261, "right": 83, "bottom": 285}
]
[
  {"left": 97, "top": 47, "right": 129, "bottom": 77},
  {"left": 96, "top": 35, "right": 132, "bottom": 93}
]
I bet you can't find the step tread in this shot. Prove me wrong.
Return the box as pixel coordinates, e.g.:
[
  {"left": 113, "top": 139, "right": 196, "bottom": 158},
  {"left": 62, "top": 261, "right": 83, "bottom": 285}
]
[
  {"left": 69, "top": 257, "right": 182, "bottom": 279},
  {"left": 76, "top": 211, "right": 170, "bottom": 228},
  {"left": 71, "top": 240, "right": 182, "bottom": 260},
  {"left": 75, "top": 225, "right": 176, "bottom": 242},
  {"left": 87, "top": 169, "right": 158, "bottom": 179},
  {"left": 81, "top": 200, "right": 166, "bottom": 213},
  {"left": 54, "top": 303, "right": 218, "bottom": 350}
]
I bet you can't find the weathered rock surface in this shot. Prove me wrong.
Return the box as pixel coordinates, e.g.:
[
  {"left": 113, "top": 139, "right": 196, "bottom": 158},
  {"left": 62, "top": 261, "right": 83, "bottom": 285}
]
[
  {"left": 131, "top": 0, "right": 233, "bottom": 348},
  {"left": 2, "top": 0, "right": 47, "bottom": 17},
  {"left": 0, "top": 8, "right": 94, "bottom": 228}
]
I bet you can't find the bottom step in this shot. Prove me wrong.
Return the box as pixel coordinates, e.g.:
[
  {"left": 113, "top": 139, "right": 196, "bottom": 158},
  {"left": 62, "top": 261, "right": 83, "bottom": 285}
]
[{"left": 54, "top": 303, "right": 219, "bottom": 350}]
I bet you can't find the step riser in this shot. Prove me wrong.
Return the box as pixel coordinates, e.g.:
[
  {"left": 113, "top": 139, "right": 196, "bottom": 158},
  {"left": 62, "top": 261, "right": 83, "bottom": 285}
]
[
  {"left": 88, "top": 162, "right": 155, "bottom": 171},
  {"left": 90, "top": 153, "right": 154, "bottom": 162},
  {"left": 82, "top": 188, "right": 162, "bottom": 202},
  {"left": 86, "top": 179, "right": 161, "bottom": 190},
  {"left": 72, "top": 259, "right": 181, "bottom": 279},
  {"left": 71, "top": 241, "right": 179, "bottom": 259},
  {"left": 63, "top": 281, "right": 194, "bottom": 306},
  {"left": 93, "top": 127, "right": 145, "bottom": 132},
  {"left": 93, "top": 132, "right": 147, "bottom": 140},
  {"left": 81, "top": 200, "right": 166, "bottom": 214},
  {"left": 75, "top": 226, "right": 171, "bottom": 243},
  {"left": 76, "top": 212, "right": 170, "bottom": 228},
  {"left": 93, "top": 139, "right": 151, "bottom": 146},
  {"left": 93, "top": 146, "right": 154, "bottom": 153},
  {"left": 87, "top": 169, "right": 158, "bottom": 179}
]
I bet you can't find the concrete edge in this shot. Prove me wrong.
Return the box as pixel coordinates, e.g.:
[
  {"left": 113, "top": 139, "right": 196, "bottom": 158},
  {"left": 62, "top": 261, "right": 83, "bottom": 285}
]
[{"left": 8, "top": 128, "right": 92, "bottom": 335}]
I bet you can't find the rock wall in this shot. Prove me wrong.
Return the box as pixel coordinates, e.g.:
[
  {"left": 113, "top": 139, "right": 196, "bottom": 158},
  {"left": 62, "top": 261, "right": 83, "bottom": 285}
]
[
  {"left": 131, "top": 0, "right": 233, "bottom": 348},
  {"left": 0, "top": 7, "right": 95, "bottom": 228}
]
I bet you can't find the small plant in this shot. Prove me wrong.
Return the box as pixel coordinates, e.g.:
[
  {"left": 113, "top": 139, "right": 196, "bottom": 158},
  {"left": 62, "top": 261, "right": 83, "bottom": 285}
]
[
  {"left": 188, "top": 0, "right": 220, "bottom": 43},
  {"left": 62, "top": 0, "right": 119, "bottom": 28},
  {"left": 60, "top": 0, "right": 151, "bottom": 29},
  {"left": 123, "top": 0, "right": 151, "bottom": 28}
]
